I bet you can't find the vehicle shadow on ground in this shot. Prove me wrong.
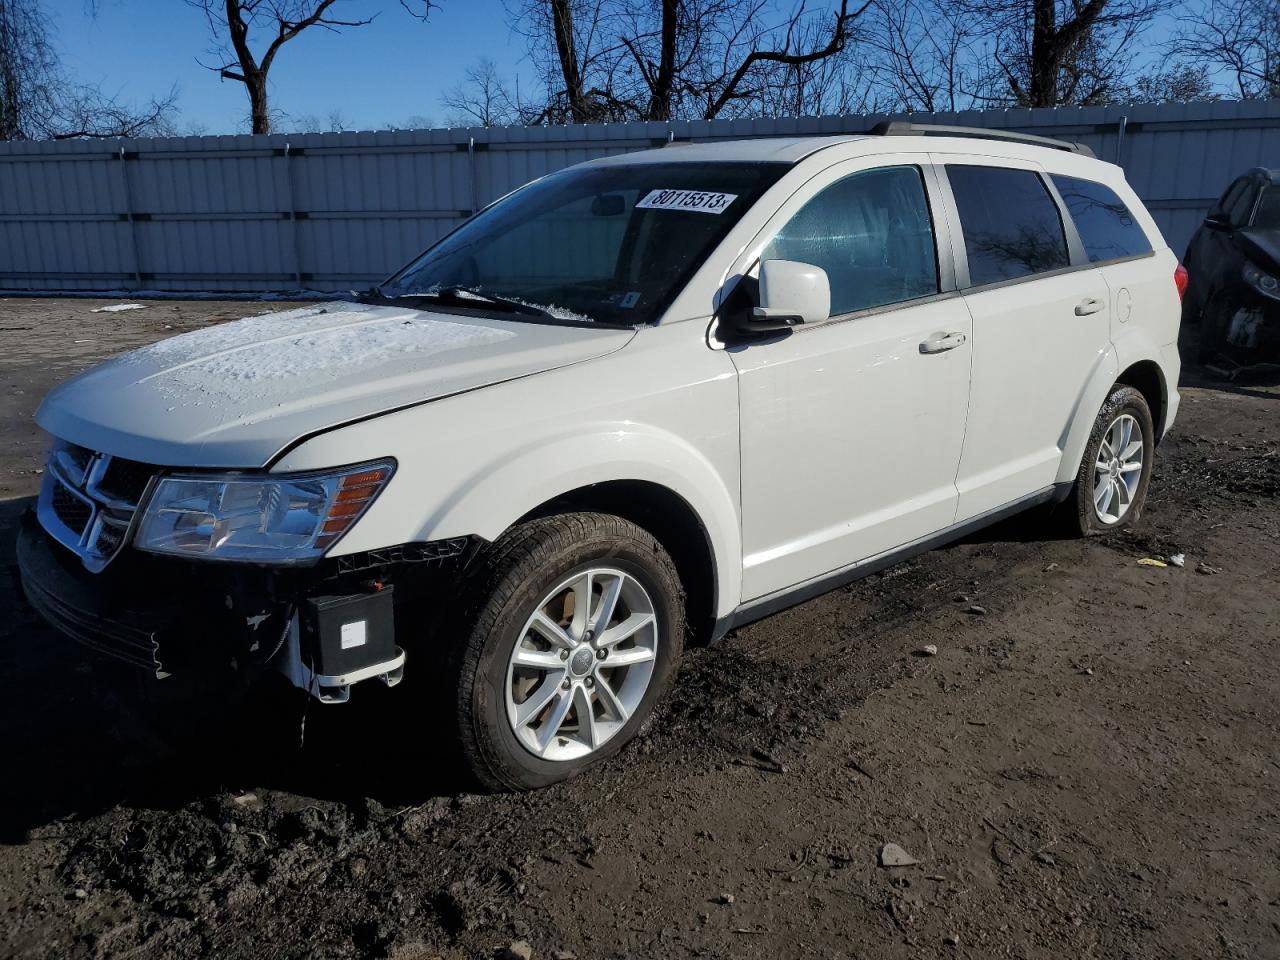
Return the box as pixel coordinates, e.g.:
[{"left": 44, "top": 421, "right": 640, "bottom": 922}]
[{"left": 0, "top": 498, "right": 466, "bottom": 843}]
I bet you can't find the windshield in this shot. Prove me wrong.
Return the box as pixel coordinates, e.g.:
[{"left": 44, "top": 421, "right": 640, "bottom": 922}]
[
  {"left": 381, "top": 161, "right": 788, "bottom": 326},
  {"left": 1252, "top": 186, "right": 1280, "bottom": 229}
]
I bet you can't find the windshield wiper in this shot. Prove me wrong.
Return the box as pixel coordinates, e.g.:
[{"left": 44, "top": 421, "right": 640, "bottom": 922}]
[{"left": 362, "top": 285, "right": 556, "bottom": 320}]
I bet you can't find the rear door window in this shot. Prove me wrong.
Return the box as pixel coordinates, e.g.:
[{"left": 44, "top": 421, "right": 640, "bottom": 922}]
[
  {"left": 1051, "top": 175, "right": 1153, "bottom": 262},
  {"left": 947, "top": 165, "right": 1069, "bottom": 286},
  {"left": 762, "top": 165, "right": 939, "bottom": 317}
]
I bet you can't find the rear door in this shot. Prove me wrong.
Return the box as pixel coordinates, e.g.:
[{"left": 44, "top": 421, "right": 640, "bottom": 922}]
[
  {"left": 939, "top": 157, "right": 1112, "bottom": 521},
  {"left": 1049, "top": 173, "right": 1162, "bottom": 342}
]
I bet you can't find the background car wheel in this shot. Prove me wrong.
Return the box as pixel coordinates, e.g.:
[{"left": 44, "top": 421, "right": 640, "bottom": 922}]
[
  {"left": 448, "top": 512, "right": 685, "bottom": 791},
  {"left": 1065, "top": 384, "right": 1155, "bottom": 537}
]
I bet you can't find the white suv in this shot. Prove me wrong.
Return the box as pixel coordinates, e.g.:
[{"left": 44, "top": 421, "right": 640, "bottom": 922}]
[{"left": 19, "top": 122, "right": 1183, "bottom": 790}]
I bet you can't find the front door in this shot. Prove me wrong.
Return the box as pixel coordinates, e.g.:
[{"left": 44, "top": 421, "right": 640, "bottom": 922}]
[{"left": 731, "top": 160, "right": 972, "bottom": 601}]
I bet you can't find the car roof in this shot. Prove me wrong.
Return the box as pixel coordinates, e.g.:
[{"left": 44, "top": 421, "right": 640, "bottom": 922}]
[
  {"left": 584, "top": 135, "right": 872, "bottom": 166},
  {"left": 581, "top": 131, "right": 1109, "bottom": 173}
]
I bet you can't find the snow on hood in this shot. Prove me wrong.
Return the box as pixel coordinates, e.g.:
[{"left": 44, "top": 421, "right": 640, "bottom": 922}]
[
  {"left": 124, "top": 304, "right": 516, "bottom": 405},
  {"left": 37, "top": 302, "right": 634, "bottom": 468}
]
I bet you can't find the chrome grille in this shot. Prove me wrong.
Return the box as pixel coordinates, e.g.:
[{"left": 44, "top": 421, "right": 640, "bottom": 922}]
[{"left": 37, "top": 441, "right": 158, "bottom": 572}]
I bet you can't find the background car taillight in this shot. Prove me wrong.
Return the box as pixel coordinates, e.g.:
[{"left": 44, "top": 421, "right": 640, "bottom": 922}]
[{"left": 1174, "top": 263, "right": 1189, "bottom": 300}]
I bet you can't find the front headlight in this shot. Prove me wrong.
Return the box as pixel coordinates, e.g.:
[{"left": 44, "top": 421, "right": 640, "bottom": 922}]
[
  {"left": 1243, "top": 260, "right": 1280, "bottom": 297},
  {"left": 134, "top": 459, "right": 395, "bottom": 563}
]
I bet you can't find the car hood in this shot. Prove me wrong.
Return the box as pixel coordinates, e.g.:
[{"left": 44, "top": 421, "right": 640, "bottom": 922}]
[
  {"left": 1238, "top": 228, "right": 1280, "bottom": 273},
  {"left": 37, "top": 301, "right": 635, "bottom": 468}
]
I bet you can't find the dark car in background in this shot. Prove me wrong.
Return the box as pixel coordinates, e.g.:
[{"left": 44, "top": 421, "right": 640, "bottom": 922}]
[{"left": 1184, "top": 167, "right": 1280, "bottom": 364}]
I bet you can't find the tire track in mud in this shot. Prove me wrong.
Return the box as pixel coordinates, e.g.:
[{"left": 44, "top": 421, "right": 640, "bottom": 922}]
[{"left": 655, "top": 514, "right": 1068, "bottom": 775}]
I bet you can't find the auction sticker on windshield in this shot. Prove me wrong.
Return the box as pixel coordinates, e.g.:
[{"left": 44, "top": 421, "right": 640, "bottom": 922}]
[{"left": 636, "top": 189, "right": 738, "bottom": 214}]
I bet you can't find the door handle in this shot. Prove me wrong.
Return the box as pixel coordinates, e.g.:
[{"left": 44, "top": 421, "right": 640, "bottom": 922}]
[
  {"left": 1074, "top": 297, "right": 1105, "bottom": 316},
  {"left": 919, "top": 331, "right": 966, "bottom": 354}
]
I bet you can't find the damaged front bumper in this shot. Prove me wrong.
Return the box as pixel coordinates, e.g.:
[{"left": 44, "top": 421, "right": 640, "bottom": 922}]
[
  {"left": 1224, "top": 301, "right": 1280, "bottom": 355},
  {"left": 16, "top": 510, "right": 471, "bottom": 703}
]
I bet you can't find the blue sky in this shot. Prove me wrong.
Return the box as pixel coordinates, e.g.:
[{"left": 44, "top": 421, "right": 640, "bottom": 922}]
[
  {"left": 44, "top": 0, "right": 1197, "bottom": 136},
  {"left": 46, "top": 0, "right": 539, "bottom": 133}
]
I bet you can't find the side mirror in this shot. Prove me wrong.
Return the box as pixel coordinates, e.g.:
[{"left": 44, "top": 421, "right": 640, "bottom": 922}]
[
  {"left": 1203, "top": 214, "right": 1230, "bottom": 232},
  {"left": 731, "top": 259, "right": 830, "bottom": 335}
]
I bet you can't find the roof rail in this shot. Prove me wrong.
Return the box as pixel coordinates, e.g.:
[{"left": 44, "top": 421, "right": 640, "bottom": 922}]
[{"left": 867, "top": 120, "right": 1096, "bottom": 159}]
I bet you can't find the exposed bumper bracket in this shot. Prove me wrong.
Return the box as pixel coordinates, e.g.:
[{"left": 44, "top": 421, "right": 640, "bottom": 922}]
[{"left": 276, "top": 614, "right": 405, "bottom": 704}]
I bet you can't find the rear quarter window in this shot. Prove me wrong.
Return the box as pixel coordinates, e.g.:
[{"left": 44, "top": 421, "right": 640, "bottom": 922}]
[
  {"left": 1051, "top": 175, "right": 1153, "bottom": 263},
  {"left": 947, "top": 165, "right": 1069, "bottom": 287}
]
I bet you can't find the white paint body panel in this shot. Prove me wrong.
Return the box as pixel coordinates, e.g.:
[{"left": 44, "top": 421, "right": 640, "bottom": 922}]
[
  {"left": 35, "top": 302, "right": 633, "bottom": 467},
  {"left": 275, "top": 321, "right": 747, "bottom": 618},
  {"left": 954, "top": 269, "right": 1112, "bottom": 519},
  {"left": 732, "top": 296, "right": 972, "bottom": 599},
  {"left": 34, "top": 133, "right": 1183, "bottom": 624}
]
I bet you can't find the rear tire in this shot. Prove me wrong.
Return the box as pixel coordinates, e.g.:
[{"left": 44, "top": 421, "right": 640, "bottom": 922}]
[
  {"left": 447, "top": 512, "right": 685, "bottom": 792},
  {"left": 1064, "top": 384, "right": 1155, "bottom": 537}
]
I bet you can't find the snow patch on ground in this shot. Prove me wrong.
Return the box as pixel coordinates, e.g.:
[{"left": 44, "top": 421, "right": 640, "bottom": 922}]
[{"left": 91, "top": 303, "right": 146, "bottom": 313}]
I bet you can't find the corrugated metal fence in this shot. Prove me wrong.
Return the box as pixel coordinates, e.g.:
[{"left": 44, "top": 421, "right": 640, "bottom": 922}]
[{"left": 1, "top": 99, "right": 1278, "bottom": 293}]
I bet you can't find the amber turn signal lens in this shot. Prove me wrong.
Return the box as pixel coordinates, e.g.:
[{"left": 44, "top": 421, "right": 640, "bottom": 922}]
[{"left": 315, "top": 464, "right": 393, "bottom": 550}]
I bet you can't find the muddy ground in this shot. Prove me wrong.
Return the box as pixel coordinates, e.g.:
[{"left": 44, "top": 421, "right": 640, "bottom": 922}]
[{"left": 1, "top": 297, "right": 1278, "bottom": 960}]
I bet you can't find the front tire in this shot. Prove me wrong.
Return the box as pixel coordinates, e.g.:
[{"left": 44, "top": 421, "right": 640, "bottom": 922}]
[
  {"left": 1065, "top": 384, "right": 1155, "bottom": 536},
  {"left": 449, "top": 513, "right": 685, "bottom": 791}
]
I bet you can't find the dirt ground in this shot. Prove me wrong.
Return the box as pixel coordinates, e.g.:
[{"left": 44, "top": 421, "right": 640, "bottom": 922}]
[{"left": 1, "top": 297, "right": 1278, "bottom": 960}]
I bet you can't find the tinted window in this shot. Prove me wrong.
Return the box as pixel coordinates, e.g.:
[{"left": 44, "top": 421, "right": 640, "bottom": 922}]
[
  {"left": 1052, "top": 175, "right": 1152, "bottom": 262},
  {"left": 948, "top": 165, "right": 1069, "bottom": 286},
  {"left": 1253, "top": 186, "right": 1280, "bottom": 228},
  {"left": 1228, "top": 181, "right": 1259, "bottom": 226},
  {"left": 762, "top": 166, "right": 938, "bottom": 317},
  {"left": 1212, "top": 178, "right": 1248, "bottom": 220}
]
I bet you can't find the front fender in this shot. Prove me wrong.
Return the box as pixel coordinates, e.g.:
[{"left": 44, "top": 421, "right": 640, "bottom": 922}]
[
  {"left": 274, "top": 328, "right": 745, "bottom": 618},
  {"left": 420, "top": 423, "right": 743, "bottom": 618}
]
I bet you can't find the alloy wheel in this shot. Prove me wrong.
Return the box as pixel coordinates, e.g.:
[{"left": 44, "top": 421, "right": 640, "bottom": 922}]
[
  {"left": 505, "top": 567, "right": 658, "bottom": 761},
  {"left": 1093, "top": 413, "right": 1145, "bottom": 525}
]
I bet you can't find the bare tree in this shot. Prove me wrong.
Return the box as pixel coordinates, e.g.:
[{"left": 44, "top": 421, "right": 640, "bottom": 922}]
[
  {"left": 0, "top": 0, "right": 57, "bottom": 138},
  {"left": 512, "top": 0, "right": 873, "bottom": 122},
  {"left": 862, "top": 0, "right": 982, "bottom": 111},
  {"left": 752, "top": 6, "right": 882, "bottom": 116},
  {"left": 506, "top": 0, "right": 630, "bottom": 122},
  {"left": 1122, "top": 62, "right": 1220, "bottom": 102},
  {"left": 291, "top": 106, "right": 350, "bottom": 131},
  {"left": 1171, "top": 0, "right": 1280, "bottom": 99},
  {"left": 53, "top": 85, "right": 180, "bottom": 139},
  {"left": 189, "top": 1, "right": 437, "bottom": 135},
  {"left": 694, "top": 0, "right": 869, "bottom": 119},
  {"left": 1, "top": 0, "right": 178, "bottom": 140},
  {"left": 440, "top": 57, "right": 529, "bottom": 126},
  {"left": 960, "top": 0, "right": 1167, "bottom": 107}
]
